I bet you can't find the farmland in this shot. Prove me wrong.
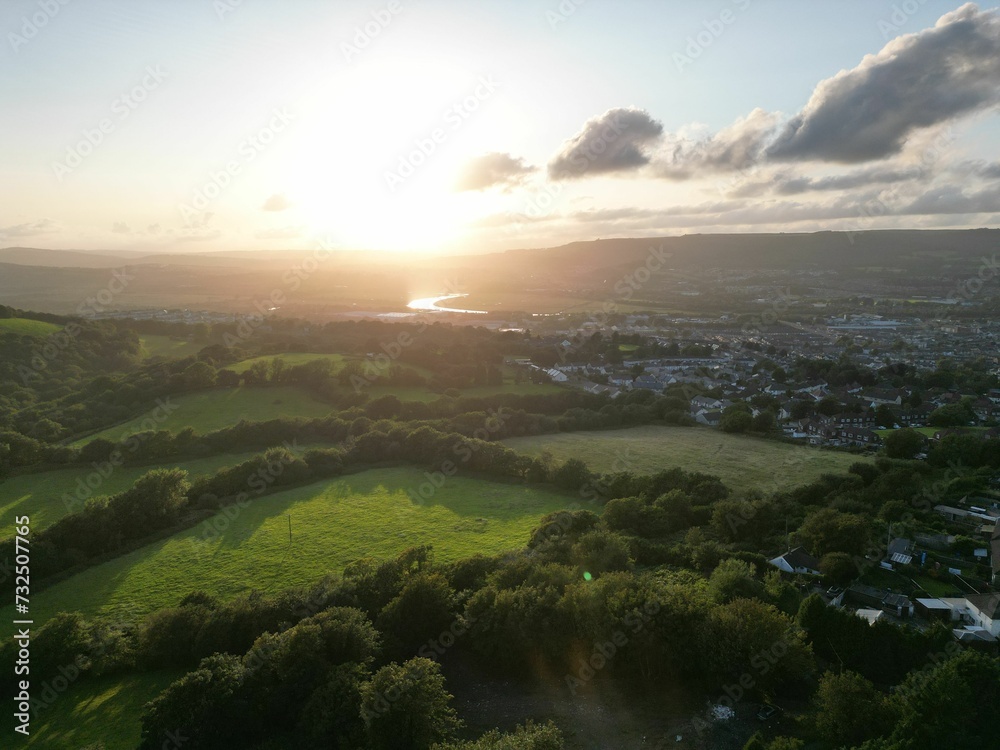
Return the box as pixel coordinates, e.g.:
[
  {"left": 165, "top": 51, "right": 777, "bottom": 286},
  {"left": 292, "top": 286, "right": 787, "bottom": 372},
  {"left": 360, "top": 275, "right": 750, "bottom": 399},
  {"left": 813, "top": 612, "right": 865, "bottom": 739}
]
[
  {"left": 0, "top": 451, "right": 270, "bottom": 537},
  {"left": 3, "top": 467, "right": 577, "bottom": 623},
  {"left": 505, "top": 425, "right": 868, "bottom": 492},
  {"left": 0, "top": 317, "right": 62, "bottom": 336},
  {"left": 71, "top": 385, "right": 333, "bottom": 445}
]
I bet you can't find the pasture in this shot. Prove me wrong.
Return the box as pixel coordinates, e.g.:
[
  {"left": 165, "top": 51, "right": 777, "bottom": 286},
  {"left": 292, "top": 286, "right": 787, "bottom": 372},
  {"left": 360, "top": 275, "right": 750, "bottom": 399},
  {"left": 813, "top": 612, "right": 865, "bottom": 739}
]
[
  {"left": 0, "top": 451, "right": 269, "bottom": 537},
  {"left": 0, "top": 317, "right": 61, "bottom": 336},
  {"left": 71, "top": 386, "right": 333, "bottom": 445},
  {"left": 504, "top": 425, "right": 868, "bottom": 492},
  {"left": 3, "top": 467, "right": 578, "bottom": 623}
]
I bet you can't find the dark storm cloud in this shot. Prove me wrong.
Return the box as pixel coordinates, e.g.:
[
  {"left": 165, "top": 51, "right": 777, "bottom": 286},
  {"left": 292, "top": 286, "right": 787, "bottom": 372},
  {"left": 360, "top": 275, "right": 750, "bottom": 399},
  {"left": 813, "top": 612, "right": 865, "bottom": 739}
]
[
  {"left": 767, "top": 3, "right": 1000, "bottom": 163},
  {"left": 455, "top": 153, "right": 535, "bottom": 192},
  {"left": 548, "top": 107, "right": 664, "bottom": 180}
]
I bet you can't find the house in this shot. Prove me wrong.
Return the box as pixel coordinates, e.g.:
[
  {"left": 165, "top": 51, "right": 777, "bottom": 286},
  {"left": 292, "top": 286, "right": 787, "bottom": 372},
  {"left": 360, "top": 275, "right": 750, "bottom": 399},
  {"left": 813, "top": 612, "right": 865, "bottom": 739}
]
[
  {"left": 845, "top": 584, "right": 914, "bottom": 617},
  {"left": 839, "top": 426, "right": 881, "bottom": 446},
  {"left": 937, "top": 594, "right": 1000, "bottom": 638},
  {"left": 543, "top": 368, "right": 569, "bottom": 383},
  {"left": 862, "top": 388, "right": 904, "bottom": 406},
  {"left": 691, "top": 395, "right": 723, "bottom": 411},
  {"left": 695, "top": 410, "right": 722, "bottom": 427},
  {"left": 768, "top": 547, "right": 821, "bottom": 576},
  {"left": 632, "top": 374, "right": 662, "bottom": 391},
  {"left": 886, "top": 538, "right": 914, "bottom": 566}
]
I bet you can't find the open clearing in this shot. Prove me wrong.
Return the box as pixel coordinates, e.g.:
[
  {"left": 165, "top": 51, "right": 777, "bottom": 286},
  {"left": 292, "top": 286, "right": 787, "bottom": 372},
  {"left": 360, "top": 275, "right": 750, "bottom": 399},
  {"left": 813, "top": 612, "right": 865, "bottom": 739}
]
[
  {"left": 504, "top": 426, "right": 868, "bottom": 492},
  {"left": 226, "top": 351, "right": 347, "bottom": 373},
  {"left": 0, "top": 451, "right": 270, "bottom": 538},
  {"left": 4, "top": 467, "right": 578, "bottom": 623},
  {"left": 139, "top": 334, "right": 207, "bottom": 360},
  {"left": 0, "top": 317, "right": 62, "bottom": 336},
  {"left": 364, "top": 381, "right": 565, "bottom": 402},
  {"left": 72, "top": 385, "right": 333, "bottom": 445}
]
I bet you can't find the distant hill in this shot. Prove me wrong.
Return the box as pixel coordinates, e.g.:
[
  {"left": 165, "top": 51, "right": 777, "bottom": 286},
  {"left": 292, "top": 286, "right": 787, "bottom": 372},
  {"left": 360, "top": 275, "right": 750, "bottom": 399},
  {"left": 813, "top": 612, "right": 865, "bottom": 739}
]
[
  {"left": 438, "top": 228, "right": 1000, "bottom": 273},
  {"left": 0, "top": 247, "right": 133, "bottom": 268}
]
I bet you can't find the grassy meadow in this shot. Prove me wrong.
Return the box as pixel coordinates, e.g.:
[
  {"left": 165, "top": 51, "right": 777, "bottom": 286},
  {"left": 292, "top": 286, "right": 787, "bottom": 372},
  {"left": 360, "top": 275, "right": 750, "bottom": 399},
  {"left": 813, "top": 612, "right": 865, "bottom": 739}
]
[
  {"left": 5, "top": 671, "right": 182, "bottom": 750},
  {"left": 3, "top": 467, "right": 578, "bottom": 624},
  {"left": 0, "top": 451, "right": 272, "bottom": 538},
  {"left": 71, "top": 386, "right": 333, "bottom": 445},
  {"left": 505, "top": 425, "right": 868, "bottom": 492},
  {"left": 0, "top": 318, "right": 62, "bottom": 336},
  {"left": 138, "top": 334, "right": 207, "bottom": 360}
]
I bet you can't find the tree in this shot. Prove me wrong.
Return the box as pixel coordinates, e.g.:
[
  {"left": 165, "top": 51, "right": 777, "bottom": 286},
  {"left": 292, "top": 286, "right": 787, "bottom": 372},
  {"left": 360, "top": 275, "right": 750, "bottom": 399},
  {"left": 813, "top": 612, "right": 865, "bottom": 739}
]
[
  {"left": 815, "top": 670, "right": 891, "bottom": 748},
  {"left": 720, "top": 403, "right": 753, "bottom": 434},
  {"left": 883, "top": 427, "right": 924, "bottom": 459},
  {"left": 875, "top": 404, "right": 896, "bottom": 428},
  {"left": 819, "top": 552, "right": 858, "bottom": 586},
  {"left": 376, "top": 572, "right": 457, "bottom": 659},
  {"left": 361, "top": 658, "right": 462, "bottom": 750},
  {"left": 709, "top": 559, "right": 765, "bottom": 603},
  {"left": 928, "top": 402, "right": 974, "bottom": 427},
  {"left": 434, "top": 721, "right": 563, "bottom": 749},
  {"left": 752, "top": 409, "right": 776, "bottom": 433},
  {"left": 795, "top": 509, "right": 868, "bottom": 557}
]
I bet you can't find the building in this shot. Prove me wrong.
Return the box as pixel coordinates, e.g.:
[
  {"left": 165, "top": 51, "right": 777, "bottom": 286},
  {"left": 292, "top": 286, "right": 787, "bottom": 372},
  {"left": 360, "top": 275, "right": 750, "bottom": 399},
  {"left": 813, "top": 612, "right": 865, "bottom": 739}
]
[{"left": 768, "top": 547, "right": 822, "bottom": 576}]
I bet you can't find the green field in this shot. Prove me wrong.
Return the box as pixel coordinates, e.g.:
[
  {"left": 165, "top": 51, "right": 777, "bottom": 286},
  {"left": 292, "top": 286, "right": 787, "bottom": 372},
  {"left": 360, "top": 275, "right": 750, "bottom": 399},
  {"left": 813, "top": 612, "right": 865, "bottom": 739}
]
[
  {"left": 226, "top": 351, "right": 348, "bottom": 373},
  {"left": 875, "top": 426, "right": 988, "bottom": 437},
  {"left": 72, "top": 386, "right": 332, "bottom": 445},
  {"left": 138, "top": 334, "right": 207, "bottom": 359},
  {"left": 364, "top": 381, "right": 565, "bottom": 402},
  {"left": 505, "top": 426, "right": 868, "bottom": 492},
  {"left": 6, "top": 671, "right": 182, "bottom": 750},
  {"left": 3, "top": 468, "right": 577, "bottom": 623},
  {"left": 0, "top": 318, "right": 62, "bottom": 336},
  {"left": 0, "top": 451, "right": 269, "bottom": 538}
]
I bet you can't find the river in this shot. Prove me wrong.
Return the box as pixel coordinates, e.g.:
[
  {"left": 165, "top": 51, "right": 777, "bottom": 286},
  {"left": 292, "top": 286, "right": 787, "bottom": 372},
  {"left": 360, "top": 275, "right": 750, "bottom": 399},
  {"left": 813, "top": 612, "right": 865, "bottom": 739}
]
[{"left": 406, "top": 294, "right": 487, "bottom": 314}]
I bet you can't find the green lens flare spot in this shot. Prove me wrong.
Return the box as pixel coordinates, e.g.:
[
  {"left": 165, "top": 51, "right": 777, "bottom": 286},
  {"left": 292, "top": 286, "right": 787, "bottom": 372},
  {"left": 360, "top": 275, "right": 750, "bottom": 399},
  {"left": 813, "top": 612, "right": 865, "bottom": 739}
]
[{"left": 583, "top": 571, "right": 592, "bottom": 581}]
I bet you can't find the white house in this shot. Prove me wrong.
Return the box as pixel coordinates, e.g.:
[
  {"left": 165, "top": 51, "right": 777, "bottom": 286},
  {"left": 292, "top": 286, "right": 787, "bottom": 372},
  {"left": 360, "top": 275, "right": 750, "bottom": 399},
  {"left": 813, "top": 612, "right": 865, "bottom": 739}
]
[{"left": 768, "top": 547, "right": 822, "bottom": 576}]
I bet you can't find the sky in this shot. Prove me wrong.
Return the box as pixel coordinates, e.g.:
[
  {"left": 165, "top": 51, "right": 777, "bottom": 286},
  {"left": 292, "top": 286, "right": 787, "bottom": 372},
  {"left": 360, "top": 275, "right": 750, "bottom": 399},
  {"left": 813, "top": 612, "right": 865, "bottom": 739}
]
[{"left": 1, "top": 0, "right": 999, "bottom": 254}]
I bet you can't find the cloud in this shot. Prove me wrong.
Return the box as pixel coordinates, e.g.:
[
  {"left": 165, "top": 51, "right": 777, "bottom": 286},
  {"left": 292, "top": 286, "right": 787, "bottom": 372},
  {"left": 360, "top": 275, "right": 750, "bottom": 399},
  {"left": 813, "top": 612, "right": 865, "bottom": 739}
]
[
  {"left": 767, "top": 3, "right": 1000, "bottom": 163},
  {"left": 655, "top": 108, "right": 781, "bottom": 178},
  {"left": 455, "top": 152, "right": 535, "bottom": 191},
  {"left": 726, "top": 165, "right": 925, "bottom": 198},
  {"left": 0, "top": 219, "right": 59, "bottom": 239},
  {"left": 146, "top": 223, "right": 161, "bottom": 234},
  {"left": 112, "top": 221, "right": 131, "bottom": 233},
  {"left": 255, "top": 226, "right": 302, "bottom": 240},
  {"left": 261, "top": 193, "right": 291, "bottom": 212},
  {"left": 548, "top": 107, "right": 664, "bottom": 179}
]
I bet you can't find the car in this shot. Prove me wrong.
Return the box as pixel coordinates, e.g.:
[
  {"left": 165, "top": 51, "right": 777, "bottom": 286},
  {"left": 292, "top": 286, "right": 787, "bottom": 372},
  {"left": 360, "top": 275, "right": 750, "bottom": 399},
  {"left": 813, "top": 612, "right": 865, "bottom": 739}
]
[{"left": 757, "top": 705, "right": 780, "bottom": 721}]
